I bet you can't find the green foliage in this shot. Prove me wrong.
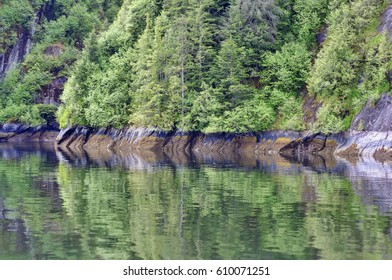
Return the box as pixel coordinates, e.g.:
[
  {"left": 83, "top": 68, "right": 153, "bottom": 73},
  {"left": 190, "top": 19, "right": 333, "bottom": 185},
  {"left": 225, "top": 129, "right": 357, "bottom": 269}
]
[
  {"left": 263, "top": 42, "right": 311, "bottom": 93},
  {"left": 359, "top": 33, "right": 392, "bottom": 100},
  {"left": 2, "top": 0, "right": 392, "bottom": 133},
  {"left": 1, "top": 0, "right": 122, "bottom": 127},
  {"left": 42, "top": 3, "right": 99, "bottom": 47},
  {"left": 35, "top": 103, "right": 57, "bottom": 123},
  {"left": 291, "top": 0, "right": 330, "bottom": 47},
  {"left": 0, "top": 103, "right": 41, "bottom": 126},
  {"left": 312, "top": 101, "right": 346, "bottom": 133},
  {"left": 218, "top": 96, "right": 276, "bottom": 133},
  {"left": 268, "top": 89, "right": 305, "bottom": 131},
  {"left": 307, "top": 0, "right": 391, "bottom": 133},
  {"left": 0, "top": 0, "right": 34, "bottom": 52}
]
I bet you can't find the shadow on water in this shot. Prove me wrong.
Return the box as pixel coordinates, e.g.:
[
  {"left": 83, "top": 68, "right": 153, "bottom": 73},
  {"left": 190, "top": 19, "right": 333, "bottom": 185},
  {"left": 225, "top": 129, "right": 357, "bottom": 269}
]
[{"left": 2, "top": 142, "right": 392, "bottom": 259}]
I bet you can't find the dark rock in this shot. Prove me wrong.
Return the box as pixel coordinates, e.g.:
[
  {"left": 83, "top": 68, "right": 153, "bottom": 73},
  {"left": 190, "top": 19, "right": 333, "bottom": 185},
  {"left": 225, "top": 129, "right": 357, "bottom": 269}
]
[
  {"left": 44, "top": 44, "right": 64, "bottom": 57},
  {"left": 56, "top": 126, "right": 305, "bottom": 157},
  {"left": 257, "top": 130, "right": 301, "bottom": 142},
  {"left": 0, "top": 122, "right": 60, "bottom": 142},
  {"left": 36, "top": 76, "right": 67, "bottom": 105},
  {"left": 279, "top": 133, "right": 328, "bottom": 156},
  {"left": 0, "top": 5, "right": 48, "bottom": 79},
  {"left": 335, "top": 131, "right": 392, "bottom": 158},
  {"left": 316, "top": 26, "right": 327, "bottom": 45},
  {"left": 303, "top": 92, "right": 322, "bottom": 127},
  {"left": 56, "top": 125, "right": 77, "bottom": 144},
  {"left": 0, "top": 28, "right": 31, "bottom": 78},
  {"left": 1, "top": 123, "right": 28, "bottom": 133}
]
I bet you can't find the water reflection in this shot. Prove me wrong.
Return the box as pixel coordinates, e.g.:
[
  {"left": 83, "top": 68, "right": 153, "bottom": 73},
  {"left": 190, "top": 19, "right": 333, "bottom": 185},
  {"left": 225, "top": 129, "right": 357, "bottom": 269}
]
[{"left": 1, "top": 142, "right": 392, "bottom": 259}]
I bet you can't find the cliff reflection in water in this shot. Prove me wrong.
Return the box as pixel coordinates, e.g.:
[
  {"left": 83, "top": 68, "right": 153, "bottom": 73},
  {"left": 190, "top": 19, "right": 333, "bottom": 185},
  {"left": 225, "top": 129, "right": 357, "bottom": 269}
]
[{"left": 1, "top": 142, "right": 392, "bottom": 259}]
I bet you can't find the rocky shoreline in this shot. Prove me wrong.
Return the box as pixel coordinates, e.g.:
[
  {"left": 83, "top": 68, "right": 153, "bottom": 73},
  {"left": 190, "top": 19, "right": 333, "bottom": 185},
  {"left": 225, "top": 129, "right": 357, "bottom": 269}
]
[
  {"left": 52, "top": 93, "right": 392, "bottom": 160},
  {"left": 1, "top": 122, "right": 391, "bottom": 161},
  {"left": 1, "top": 123, "right": 391, "bottom": 160},
  {"left": 1, "top": 94, "right": 392, "bottom": 160},
  {"left": 53, "top": 126, "right": 391, "bottom": 159},
  {"left": 0, "top": 122, "right": 59, "bottom": 142}
]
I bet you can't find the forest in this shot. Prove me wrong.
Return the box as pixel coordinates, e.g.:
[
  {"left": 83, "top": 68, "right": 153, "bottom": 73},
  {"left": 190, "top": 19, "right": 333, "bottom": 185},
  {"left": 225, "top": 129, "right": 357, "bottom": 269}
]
[{"left": 1, "top": 0, "right": 392, "bottom": 133}]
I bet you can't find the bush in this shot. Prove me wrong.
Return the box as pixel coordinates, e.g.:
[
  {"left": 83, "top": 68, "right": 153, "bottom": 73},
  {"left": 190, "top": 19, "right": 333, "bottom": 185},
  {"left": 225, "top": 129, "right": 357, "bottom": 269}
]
[
  {"left": 0, "top": 104, "right": 43, "bottom": 126},
  {"left": 35, "top": 104, "right": 57, "bottom": 123},
  {"left": 312, "top": 103, "right": 346, "bottom": 133}
]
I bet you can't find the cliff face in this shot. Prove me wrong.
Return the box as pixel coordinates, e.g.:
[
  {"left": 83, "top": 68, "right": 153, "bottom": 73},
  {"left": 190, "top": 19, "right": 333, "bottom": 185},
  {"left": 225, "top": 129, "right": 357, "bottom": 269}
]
[
  {"left": 380, "top": 2, "right": 392, "bottom": 37},
  {"left": 0, "top": 6, "right": 46, "bottom": 79},
  {"left": 0, "top": 28, "right": 31, "bottom": 79},
  {"left": 50, "top": 91, "right": 392, "bottom": 160},
  {"left": 1, "top": 2, "right": 392, "bottom": 161},
  {"left": 351, "top": 94, "right": 392, "bottom": 132},
  {"left": 279, "top": 94, "right": 392, "bottom": 160},
  {"left": 332, "top": 94, "right": 392, "bottom": 160}
]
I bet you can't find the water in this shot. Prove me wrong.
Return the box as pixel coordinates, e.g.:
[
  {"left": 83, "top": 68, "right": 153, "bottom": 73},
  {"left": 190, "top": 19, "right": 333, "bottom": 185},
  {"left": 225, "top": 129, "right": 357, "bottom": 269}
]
[{"left": 1, "top": 142, "right": 392, "bottom": 260}]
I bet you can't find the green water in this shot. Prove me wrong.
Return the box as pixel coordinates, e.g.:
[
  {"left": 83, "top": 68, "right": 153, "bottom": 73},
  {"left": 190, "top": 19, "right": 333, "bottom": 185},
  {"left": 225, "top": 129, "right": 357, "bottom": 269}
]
[{"left": 1, "top": 142, "right": 392, "bottom": 260}]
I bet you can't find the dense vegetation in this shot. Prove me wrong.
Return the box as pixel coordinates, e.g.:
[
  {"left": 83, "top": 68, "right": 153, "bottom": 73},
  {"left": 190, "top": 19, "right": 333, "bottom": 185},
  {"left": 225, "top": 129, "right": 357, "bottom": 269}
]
[
  {"left": 0, "top": 0, "right": 122, "bottom": 125},
  {"left": 1, "top": 0, "right": 392, "bottom": 133}
]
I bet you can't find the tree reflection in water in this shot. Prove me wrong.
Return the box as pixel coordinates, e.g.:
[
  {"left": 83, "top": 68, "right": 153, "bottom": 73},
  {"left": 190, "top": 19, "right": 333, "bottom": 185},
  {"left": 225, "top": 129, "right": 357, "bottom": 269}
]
[{"left": 1, "top": 142, "right": 392, "bottom": 259}]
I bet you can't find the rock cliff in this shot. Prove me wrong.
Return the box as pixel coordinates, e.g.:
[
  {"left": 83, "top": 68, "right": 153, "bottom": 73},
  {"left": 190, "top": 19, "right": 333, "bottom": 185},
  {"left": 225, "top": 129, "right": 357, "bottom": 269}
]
[{"left": 279, "top": 94, "right": 392, "bottom": 160}]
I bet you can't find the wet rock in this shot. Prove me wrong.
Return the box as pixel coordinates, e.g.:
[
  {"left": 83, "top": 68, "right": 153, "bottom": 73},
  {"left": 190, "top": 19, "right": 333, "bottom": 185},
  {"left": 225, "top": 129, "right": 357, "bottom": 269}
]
[
  {"left": 280, "top": 92, "right": 392, "bottom": 159},
  {"left": 1, "top": 123, "right": 28, "bottom": 133},
  {"left": 56, "top": 126, "right": 303, "bottom": 155},
  {"left": 0, "top": 122, "right": 59, "bottom": 142},
  {"left": 335, "top": 131, "right": 392, "bottom": 159},
  {"left": 256, "top": 130, "right": 301, "bottom": 155},
  {"left": 0, "top": 28, "right": 30, "bottom": 78},
  {"left": 55, "top": 87, "right": 392, "bottom": 162},
  {"left": 279, "top": 133, "right": 328, "bottom": 157},
  {"left": 55, "top": 125, "right": 77, "bottom": 144},
  {"left": 0, "top": 6, "right": 45, "bottom": 79}
]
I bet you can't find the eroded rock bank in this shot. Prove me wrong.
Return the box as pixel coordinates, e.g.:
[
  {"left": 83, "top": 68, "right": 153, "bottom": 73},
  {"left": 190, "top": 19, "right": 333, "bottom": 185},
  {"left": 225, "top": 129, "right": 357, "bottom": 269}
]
[
  {"left": 2, "top": 123, "right": 391, "bottom": 162},
  {"left": 3, "top": 94, "right": 392, "bottom": 160},
  {"left": 53, "top": 125, "right": 392, "bottom": 161},
  {"left": 55, "top": 126, "right": 300, "bottom": 156},
  {"left": 54, "top": 94, "right": 392, "bottom": 160},
  {"left": 0, "top": 123, "right": 59, "bottom": 142},
  {"left": 280, "top": 94, "right": 392, "bottom": 160}
]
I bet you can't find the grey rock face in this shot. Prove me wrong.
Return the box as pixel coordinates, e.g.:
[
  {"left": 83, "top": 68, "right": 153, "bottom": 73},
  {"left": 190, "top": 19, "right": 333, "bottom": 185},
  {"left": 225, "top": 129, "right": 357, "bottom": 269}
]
[
  {"left": 351, "top": 94, "right": 392, "bottom": 132},
  {"left": 379, "top": 3, "right": 392, "bottom": 37}
]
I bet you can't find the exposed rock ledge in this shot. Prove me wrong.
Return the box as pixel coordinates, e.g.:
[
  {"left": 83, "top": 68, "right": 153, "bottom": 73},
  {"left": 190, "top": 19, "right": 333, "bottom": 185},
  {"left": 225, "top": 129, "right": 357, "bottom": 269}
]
[
  {"left": 280, "top": 93, "right": 392, "bottom": 160},
  {"left": 0, "top": 122, "right": 59, "bottom": 142},
  {"left": 2, "top": 94, "right": 392, "bottom": 160},
  {"left": 52, "top": 125, "right": 391, "bottom": 160},
  {"left": 54, "top": 94, "right": 392, "bottom": 160},
  {"left": 0, "top": 122, "right": 390, "bottom": 160},
  {"left": 279, "top": 130, "right": 392, "bottom": 161},
  {"left": 55, "top": 126, "right": 300, "bottom": 156}
]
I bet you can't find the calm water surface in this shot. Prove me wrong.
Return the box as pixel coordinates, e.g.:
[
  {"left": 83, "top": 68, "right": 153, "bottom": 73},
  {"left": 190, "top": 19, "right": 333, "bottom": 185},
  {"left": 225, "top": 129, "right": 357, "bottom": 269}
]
[{"left": 1, "top": 142, "right": 392, "bottom": 260}]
